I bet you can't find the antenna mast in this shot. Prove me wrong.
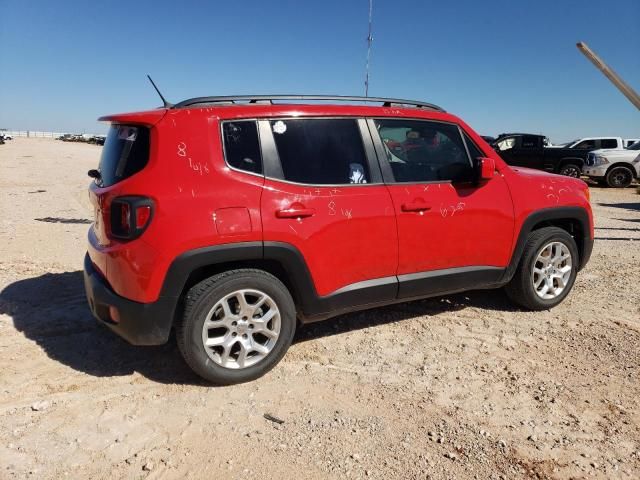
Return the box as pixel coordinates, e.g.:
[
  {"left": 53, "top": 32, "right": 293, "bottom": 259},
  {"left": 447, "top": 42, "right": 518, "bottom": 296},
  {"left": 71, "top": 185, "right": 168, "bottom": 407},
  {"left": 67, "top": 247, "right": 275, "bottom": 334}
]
[
  {"left": 146, "top": 75, "right": 173, "bottom": 108},
  {"left": 364, "top": 0, "right": 373, "bottom": 97}
]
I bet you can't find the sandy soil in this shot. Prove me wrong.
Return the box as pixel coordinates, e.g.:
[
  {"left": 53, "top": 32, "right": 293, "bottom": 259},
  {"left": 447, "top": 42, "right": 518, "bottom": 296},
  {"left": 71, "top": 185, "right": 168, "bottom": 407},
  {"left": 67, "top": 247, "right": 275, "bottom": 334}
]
[{"left": 0, "top": 138, "right": 639, "bottom": 479}]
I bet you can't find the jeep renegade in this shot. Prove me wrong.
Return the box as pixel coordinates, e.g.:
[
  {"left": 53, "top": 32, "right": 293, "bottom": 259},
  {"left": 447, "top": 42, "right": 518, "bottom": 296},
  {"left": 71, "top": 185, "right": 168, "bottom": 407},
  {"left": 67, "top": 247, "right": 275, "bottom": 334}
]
[{"left": 84, "top": 95, "right": 594, "bottom": 385}]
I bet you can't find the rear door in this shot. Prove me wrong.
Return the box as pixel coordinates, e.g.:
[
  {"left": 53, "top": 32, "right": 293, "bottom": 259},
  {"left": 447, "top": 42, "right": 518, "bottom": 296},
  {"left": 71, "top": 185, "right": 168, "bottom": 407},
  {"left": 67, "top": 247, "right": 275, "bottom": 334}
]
[
  {"left": 259, "top": 117, "right": 398, "bottom": 310},
  {"left": 368, "top": 118, "right": 514, "bottom": 299}
]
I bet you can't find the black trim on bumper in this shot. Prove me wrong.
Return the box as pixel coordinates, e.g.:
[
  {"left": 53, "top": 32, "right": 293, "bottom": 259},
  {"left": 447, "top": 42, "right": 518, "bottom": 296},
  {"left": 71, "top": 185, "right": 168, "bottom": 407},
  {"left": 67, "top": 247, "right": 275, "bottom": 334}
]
[{"left": 83, "top": 254, "right": 175, "bottom": 346}]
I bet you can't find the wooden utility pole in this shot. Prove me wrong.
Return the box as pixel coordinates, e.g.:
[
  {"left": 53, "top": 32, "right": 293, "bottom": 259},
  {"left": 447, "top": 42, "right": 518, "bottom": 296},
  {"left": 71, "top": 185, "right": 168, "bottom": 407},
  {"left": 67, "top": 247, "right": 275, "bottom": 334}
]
[{"left": 577, "top": 41, "right": 640, "bottom": 110}]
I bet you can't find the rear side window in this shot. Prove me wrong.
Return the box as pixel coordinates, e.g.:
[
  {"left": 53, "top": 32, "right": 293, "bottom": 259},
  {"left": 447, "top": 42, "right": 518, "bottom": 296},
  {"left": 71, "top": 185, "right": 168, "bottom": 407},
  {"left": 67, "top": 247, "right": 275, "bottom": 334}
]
[
  {"left": 222, "top": 121, "right": 263, "bottom": 174},
  {"left": 98, "top": 125, "right": 150, "bottom": 187},
  {"left": 270, "top": 119, "right": 369, "bottom": 185},
  {"left": 496, "top": 137, "right": 516, "bottom": 151}
]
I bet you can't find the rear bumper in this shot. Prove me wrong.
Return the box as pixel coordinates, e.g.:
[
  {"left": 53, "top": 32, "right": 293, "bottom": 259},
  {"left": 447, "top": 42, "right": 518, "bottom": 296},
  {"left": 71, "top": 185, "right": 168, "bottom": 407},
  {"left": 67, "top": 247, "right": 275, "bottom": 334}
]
[{"left": 83, "top": 253, "right": 175, "bottom": 345}]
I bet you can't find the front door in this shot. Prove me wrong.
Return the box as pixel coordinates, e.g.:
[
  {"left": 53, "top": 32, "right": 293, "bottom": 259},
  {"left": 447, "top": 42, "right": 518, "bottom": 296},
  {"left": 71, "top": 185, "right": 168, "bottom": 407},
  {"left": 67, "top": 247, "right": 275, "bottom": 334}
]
[{"left": 368, "top": 118, "right": 514, "bottom": 299}]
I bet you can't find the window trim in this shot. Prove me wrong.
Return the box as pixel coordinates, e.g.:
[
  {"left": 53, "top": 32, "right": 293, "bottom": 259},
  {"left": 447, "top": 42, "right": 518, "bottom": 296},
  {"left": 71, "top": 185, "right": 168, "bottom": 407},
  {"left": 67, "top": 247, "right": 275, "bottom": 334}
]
[
  {"left": 220, "top": 119, "right": 265, "bottom": 178},
  {"left": 367, "top": 117, "right": 476, "bottom": 185},
  {"left": 257, "top": 116, "right": 384, "bottom": 187},
  {"left": 460, "top": 130, "right": 485, "bottom": 163}
]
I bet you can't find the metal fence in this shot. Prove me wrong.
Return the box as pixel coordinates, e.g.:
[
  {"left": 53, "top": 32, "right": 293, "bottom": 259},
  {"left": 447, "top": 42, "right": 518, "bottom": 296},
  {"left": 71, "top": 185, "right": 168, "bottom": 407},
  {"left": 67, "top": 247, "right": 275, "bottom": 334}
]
[{"left": 1, "top": 131, "right": 67, "bottom": 138}]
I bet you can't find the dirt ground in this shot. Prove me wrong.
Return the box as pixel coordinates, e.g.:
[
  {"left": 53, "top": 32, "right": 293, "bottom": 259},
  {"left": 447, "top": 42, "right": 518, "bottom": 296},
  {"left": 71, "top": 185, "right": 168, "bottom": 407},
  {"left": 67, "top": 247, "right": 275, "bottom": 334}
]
[{"left": 0, "top": 138, "right": 638, "bottom": 479}]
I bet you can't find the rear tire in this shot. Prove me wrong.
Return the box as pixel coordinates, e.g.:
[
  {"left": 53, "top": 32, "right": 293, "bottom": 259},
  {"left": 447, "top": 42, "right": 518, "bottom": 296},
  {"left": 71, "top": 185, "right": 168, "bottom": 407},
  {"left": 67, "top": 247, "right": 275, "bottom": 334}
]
[
  {"left": 558, "top": 163, "right": 582, "bottom": 178},
  {"left": 177, "top": 269, "right": 296, "bottom": 385},
  {"left": 505, "top": 227, "right": 579, "bottom": 310},
  {"left": 605, "top": 166, "right": 634, "bottom": 188}
]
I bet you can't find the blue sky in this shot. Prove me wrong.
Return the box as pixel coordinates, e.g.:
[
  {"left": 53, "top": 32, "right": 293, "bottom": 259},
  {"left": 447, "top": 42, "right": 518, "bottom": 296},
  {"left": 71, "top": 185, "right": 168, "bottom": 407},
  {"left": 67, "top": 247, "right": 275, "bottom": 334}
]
[{"left": 0, "top": 0, "right": 638, "bottom": 142}]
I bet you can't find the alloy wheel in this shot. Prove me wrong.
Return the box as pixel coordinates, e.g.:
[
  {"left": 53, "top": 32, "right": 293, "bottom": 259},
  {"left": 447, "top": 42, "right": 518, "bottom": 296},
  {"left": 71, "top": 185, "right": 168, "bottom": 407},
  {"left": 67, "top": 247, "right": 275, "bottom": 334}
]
[
  {"left": 531, "top": 241, "right": 573, "bottom": 300},
  {"left": 201, "top": 289, "right": 281, "bottom": 369}
]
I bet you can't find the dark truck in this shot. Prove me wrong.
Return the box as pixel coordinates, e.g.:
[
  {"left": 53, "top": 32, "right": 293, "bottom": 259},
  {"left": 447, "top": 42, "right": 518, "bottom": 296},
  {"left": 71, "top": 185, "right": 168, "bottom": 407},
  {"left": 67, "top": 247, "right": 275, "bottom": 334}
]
[{"left": 493, "top": 133, "right": 605, "bottom": 178}]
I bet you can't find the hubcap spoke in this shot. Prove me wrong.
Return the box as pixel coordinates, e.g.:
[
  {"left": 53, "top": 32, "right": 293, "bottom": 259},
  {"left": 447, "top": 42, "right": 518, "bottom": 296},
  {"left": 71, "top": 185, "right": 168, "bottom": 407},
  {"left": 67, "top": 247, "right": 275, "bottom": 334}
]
[
  {"left": 251, "top": 295, "right": 268, "bottom": 314},
  {"left": 236, "top": 292, "right": 250, "bottom": 315},
  {"left": 236, "top": 341, "right": 249, "bottom": 368},
  {"left": 254, "top": 325, "right": 278, "bottom": 339}
]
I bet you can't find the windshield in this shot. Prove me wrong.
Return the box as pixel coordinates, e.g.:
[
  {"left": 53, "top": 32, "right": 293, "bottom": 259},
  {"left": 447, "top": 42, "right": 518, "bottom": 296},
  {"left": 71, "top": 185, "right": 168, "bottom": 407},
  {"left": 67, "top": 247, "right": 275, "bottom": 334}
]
[{"left": 628, "top": 141, "right": 640, "bottom": 150}]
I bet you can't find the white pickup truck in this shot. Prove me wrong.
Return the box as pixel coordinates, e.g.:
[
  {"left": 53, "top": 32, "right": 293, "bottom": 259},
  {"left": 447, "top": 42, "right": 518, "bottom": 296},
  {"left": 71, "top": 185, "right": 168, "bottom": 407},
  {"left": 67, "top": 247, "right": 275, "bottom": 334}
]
[
  {"left": 556, "top": 137, "right": 640, "bottom": 150},
  {"left": 583, "top": 141, "right": 640, "bottom": 187}
]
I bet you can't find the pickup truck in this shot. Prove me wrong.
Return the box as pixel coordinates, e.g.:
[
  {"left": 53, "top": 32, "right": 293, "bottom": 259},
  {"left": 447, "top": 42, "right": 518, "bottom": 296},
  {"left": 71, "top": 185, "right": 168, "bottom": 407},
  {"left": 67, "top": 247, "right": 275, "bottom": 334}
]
[
  {"left": 583, "top": 141, "right": 640, "bottom": 187},
  {"left": 557, "top": 137, "right": 638, "bottom": 150},
  {"left": 494, "top": 133, "right": 605, "bottom": 177}
]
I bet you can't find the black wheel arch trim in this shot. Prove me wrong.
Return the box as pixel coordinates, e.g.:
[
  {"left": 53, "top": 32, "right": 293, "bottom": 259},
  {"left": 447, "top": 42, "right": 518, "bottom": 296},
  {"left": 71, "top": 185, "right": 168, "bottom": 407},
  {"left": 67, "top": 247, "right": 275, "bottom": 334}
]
[{"left": 502, "top": 206, "right": 593, "bottom": 283}]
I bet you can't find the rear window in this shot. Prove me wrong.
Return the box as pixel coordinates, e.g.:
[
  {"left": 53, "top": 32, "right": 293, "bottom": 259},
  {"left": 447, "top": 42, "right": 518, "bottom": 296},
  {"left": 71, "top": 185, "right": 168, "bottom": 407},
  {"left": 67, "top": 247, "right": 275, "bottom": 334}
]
[{"left": 97, "top": 125, "right": 150, "bottom": 187}]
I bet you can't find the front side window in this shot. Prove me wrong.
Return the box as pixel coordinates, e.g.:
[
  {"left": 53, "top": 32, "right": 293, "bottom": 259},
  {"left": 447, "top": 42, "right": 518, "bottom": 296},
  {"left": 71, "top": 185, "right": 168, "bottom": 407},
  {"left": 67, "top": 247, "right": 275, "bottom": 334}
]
[
  {"left": 463, "top": 133, "right": 484, "bottom": 160},
  {"left": 574, "top": 139, "right": 597, "bottom": 150},
  {"left": 374, "top": 119, "right": 473, "bottom": 183},
  {"left": 222, "top": 121, "right": 262, "bottom": 174},
  {"left": 270, "top": 118, "right": 369, "bottom": 185}
]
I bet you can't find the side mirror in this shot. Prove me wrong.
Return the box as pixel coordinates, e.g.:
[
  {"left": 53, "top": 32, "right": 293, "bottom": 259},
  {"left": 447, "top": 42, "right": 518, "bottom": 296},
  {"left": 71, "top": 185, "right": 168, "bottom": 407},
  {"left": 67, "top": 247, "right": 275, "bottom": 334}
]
[{"left": 478, "top": 157, "right": 495, "bottom": 180}]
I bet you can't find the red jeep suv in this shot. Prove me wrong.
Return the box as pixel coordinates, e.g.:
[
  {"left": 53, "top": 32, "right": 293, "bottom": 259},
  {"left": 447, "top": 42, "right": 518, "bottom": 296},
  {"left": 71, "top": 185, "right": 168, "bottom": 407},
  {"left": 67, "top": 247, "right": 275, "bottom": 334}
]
[{"left": 84, "top": 95, "right": 593, "bottom": 384}]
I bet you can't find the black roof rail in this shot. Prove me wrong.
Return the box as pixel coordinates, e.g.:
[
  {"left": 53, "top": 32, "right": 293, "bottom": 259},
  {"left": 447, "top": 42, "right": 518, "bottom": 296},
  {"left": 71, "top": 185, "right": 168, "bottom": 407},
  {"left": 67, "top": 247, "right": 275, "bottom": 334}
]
[{"left": 171, "top": 95, "right": 445, "bottom": 112}]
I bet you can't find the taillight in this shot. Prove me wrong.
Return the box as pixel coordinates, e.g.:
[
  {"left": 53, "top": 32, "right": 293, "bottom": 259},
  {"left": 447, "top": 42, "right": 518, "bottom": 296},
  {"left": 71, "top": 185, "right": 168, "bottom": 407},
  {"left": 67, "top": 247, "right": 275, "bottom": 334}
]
[{"left": 110, "top": 196, "right": 154, "bottom": 240}]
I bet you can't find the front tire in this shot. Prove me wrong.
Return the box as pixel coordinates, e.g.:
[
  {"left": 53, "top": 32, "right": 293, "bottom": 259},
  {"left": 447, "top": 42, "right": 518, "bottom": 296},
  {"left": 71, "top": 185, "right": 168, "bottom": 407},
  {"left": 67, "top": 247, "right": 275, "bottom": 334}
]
[
  {"left": 177, "top": 269, "right": 296, "bottom": 385},
  {"left": 605, "top": 166, "right": 634, "bottom": 188},
  {"left": 505, "top": 227, "right": 579, "bottom": 310}
]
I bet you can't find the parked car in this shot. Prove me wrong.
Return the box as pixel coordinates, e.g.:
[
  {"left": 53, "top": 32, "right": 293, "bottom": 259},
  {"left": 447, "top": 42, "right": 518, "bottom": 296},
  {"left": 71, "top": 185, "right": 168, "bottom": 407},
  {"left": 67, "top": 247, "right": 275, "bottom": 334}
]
[
  {"left": 84, "top": 95, "right": 594, "bottom": 384},
  {"left": 495, "top": 133, "right": 598, "bottom": 177},
  {"left": 87, "top": 135, "right": 106, "bottom": 145},
  {"left": 1, "top": 134, "right": 13, "bottom": 140},
  {"left": 583, "top": 141, "right": 640, "bottom": 187}
]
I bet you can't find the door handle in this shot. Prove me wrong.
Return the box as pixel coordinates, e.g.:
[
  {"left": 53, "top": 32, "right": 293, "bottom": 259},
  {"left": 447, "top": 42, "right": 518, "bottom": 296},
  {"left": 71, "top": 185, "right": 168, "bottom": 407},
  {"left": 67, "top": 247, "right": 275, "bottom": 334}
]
[
  {"left": 276, "top": 205, "right": 316, "bottom": 218},
  {"left": 401, "top": 202, "right": 431, "bottom": 212}
]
